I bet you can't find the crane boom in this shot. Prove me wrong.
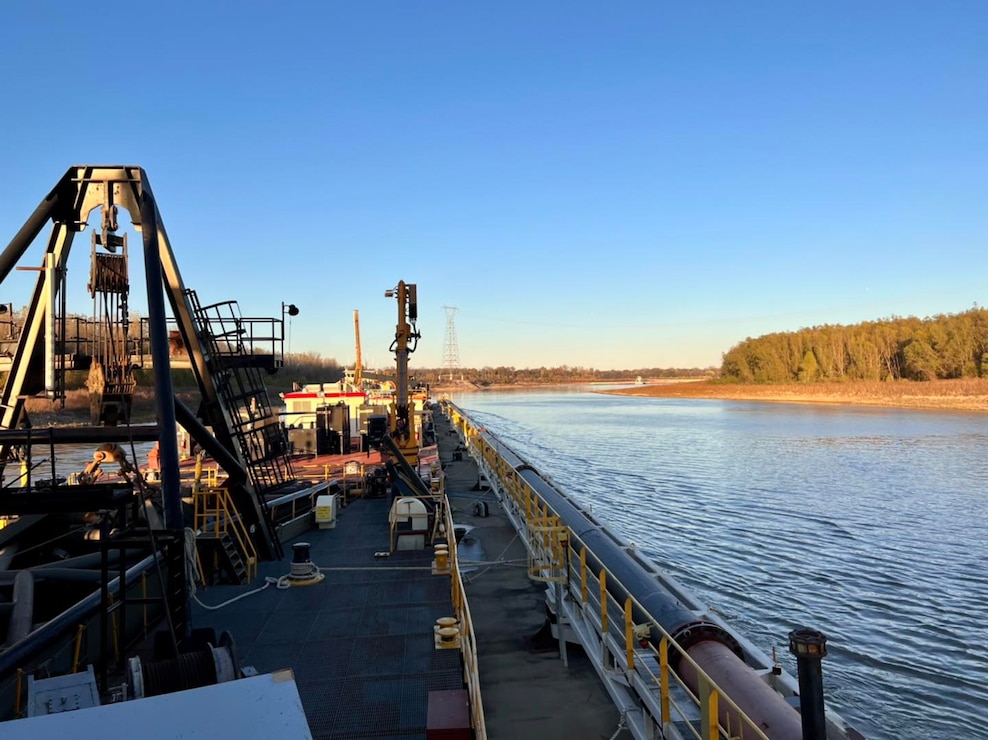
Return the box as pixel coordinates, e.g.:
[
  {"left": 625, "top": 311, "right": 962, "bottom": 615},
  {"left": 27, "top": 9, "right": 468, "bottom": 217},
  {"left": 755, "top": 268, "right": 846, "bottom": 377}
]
[{"left": 353, "top": 309, "right": 362, "bottom": 387}]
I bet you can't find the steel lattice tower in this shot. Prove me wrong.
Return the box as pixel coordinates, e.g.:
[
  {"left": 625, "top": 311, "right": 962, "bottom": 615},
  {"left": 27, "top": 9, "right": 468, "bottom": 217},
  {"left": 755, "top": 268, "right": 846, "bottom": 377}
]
[{"left": 442, "top": 306, "right": 460, "bottom": 379}]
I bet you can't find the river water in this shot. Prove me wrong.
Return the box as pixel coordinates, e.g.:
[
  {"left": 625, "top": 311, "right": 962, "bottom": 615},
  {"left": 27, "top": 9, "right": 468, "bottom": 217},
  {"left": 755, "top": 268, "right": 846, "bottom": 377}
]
[{"left": 450, "top": 387, "right": 988, "bottom": 740}]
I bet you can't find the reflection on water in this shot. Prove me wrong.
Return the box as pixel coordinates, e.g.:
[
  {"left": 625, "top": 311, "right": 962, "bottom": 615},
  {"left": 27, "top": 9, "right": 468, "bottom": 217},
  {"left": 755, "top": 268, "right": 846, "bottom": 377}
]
[{"left": 454, "top": 389, "right": 988, "bottom": 740}]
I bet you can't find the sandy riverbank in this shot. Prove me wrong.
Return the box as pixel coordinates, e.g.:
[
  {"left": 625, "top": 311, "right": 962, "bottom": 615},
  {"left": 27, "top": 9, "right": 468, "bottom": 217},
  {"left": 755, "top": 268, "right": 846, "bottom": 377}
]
[
  {"left": 601, "top": 378, "right": 988, "bottom": 413},
  {"left": 25, "top": 378, "right": 988, "bottom": 423}
]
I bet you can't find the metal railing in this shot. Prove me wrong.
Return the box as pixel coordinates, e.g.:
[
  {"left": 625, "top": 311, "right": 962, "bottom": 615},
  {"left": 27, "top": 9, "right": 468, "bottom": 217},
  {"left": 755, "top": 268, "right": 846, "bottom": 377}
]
[
  {"left": 442, "top": 495, "right": 487, "bottom": 740},
  {"left": 192, "top": 455, "right": 258, "bottom": 583},
  {"left": 444, "top": 400, "right": 769, "bottom": 740},
  {"left": 265, "top": 484, "right": 334, "bottom": 526}
]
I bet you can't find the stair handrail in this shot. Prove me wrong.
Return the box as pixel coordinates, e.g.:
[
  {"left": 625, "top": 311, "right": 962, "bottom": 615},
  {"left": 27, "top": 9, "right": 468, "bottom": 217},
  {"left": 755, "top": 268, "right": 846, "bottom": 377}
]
[
  {"left": 192, "top": 452, "right": 258, "bottom": 583},
  {"left": 214, "top": 487, "right": 258, "bottom": 583}
]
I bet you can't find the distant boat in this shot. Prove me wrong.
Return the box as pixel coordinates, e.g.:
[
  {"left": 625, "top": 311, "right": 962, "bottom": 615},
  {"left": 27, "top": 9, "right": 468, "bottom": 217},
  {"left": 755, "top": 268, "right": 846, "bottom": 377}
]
[{"left": 634, "top": 376, "right": 644, "bottom": 385}]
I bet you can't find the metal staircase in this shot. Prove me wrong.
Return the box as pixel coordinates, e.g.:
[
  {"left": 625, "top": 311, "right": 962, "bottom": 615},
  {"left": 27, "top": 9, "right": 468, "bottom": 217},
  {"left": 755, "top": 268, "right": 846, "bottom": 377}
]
[
  {"left": 194, "top": 480, "right": 258, "bottom": 586},
  {"left": 188, "top": 292, "right": 296, "bottom": 489},
  {"left": 218, "top": 531, "right": 249, "bottom": 584},
  {"left": 185, "top": 290, "right": 295, "bottom": 558}
]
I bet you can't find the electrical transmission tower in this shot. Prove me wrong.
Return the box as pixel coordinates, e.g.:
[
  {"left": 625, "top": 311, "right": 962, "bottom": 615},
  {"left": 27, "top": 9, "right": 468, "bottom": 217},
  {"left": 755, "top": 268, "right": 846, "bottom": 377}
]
[{"left": 442, "top": 306, "right": 460, "bottom": 380}]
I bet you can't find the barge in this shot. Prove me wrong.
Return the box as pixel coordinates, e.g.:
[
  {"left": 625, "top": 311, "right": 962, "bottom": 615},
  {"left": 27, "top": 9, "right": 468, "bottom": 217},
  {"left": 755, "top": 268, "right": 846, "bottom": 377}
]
[{"left": 0, "top": 165, "right": 866, "bottom": 739}]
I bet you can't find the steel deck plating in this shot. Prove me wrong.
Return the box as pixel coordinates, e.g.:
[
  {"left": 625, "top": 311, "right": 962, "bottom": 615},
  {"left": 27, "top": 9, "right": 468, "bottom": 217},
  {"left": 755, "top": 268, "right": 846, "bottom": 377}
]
[{"left": 192, "top": 497, "right": 462, "bottom": 739}]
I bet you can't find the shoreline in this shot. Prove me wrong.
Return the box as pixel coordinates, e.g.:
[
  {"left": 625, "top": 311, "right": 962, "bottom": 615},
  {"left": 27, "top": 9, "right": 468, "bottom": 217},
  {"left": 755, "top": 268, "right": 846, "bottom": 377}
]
[
  {"left": 26, "top": 379, "right": 988, "bottom": 424},
  {"left": 599, "top": 378, "right": 988, "bottom": 413}
]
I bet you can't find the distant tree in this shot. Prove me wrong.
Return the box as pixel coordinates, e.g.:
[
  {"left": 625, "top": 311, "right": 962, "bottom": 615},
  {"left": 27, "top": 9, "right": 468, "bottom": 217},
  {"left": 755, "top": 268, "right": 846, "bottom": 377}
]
[
  {"left": 797, "top": 350, "right": 819, "bottom": 382},
  {"left": 901, "top": 338, "right": 941, "bottom": 381}
]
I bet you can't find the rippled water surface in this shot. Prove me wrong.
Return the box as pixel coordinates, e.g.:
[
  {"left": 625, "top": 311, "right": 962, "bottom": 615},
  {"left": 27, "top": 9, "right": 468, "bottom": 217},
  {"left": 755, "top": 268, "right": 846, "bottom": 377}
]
[{"left": 452, "top": 388, "right": 988, "bottom": 740}]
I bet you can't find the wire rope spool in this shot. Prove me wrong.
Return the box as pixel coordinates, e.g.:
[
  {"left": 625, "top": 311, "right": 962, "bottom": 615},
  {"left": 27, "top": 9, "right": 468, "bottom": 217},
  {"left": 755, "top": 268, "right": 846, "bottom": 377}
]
[{"left": 127, "top": 631, "right": 239, "bottom": 699}]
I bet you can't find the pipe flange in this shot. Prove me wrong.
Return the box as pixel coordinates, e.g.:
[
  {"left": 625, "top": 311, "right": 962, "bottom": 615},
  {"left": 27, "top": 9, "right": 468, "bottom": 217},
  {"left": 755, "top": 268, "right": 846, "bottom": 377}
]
[{"left": 669, "top": 620, "right": 743, "bottom": 670}]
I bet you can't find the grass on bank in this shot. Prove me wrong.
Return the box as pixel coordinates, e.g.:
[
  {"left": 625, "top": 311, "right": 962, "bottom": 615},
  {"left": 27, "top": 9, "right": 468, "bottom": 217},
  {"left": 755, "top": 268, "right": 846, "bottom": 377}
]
[{"left": 607, "top": 377, "right": 988, "bottom": 412}]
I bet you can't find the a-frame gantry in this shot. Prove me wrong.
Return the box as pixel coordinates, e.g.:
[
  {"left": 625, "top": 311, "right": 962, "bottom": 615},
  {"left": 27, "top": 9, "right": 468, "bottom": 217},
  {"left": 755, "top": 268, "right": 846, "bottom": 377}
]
[{"left": 0, "top": 165, "right": 292, "bottom": 558}]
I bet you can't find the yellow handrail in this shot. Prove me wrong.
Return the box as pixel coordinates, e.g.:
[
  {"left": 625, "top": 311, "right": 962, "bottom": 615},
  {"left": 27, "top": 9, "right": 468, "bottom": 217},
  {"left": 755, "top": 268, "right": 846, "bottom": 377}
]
[
  {"left": 192, "top": 455, "right": 258, "bottom": 583},
  {"left": 216, "top": 488, "right": 258, "bottom": 583},
  {"left": 443, "top": 497, "right": 487, "bottom": 740}
]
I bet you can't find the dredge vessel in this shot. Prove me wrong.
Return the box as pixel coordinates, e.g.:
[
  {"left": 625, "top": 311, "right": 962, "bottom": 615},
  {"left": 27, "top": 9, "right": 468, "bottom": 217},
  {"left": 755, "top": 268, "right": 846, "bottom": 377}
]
[{"left": 0, "top": 165, "right": 864, "bottom": 738}]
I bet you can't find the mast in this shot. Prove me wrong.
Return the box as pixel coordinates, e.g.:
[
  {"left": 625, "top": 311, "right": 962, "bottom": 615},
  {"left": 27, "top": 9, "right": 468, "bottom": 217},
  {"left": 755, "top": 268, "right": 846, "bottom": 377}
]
[{"left": 353, "top": 309, "right": 362, "bottom": 387}]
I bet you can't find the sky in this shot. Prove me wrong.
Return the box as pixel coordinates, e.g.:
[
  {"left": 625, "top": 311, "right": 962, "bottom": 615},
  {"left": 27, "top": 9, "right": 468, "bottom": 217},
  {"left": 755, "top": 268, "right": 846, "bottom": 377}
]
[{"left": 1, "top": 2, "right": 986, "bottom": 371}]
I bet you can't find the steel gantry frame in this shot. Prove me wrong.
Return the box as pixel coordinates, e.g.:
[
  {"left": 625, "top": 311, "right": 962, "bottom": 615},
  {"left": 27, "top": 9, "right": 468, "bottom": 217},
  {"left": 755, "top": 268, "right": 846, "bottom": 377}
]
[{"left": 0, "top": 165, "right": 281, "bottom": 558}]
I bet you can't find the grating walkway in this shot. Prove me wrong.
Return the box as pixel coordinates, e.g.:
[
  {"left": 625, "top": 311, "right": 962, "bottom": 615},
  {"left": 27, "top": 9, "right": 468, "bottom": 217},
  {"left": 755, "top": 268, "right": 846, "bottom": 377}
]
[{"left": 192, "top": 497, "right": 463, "bottom": 739}]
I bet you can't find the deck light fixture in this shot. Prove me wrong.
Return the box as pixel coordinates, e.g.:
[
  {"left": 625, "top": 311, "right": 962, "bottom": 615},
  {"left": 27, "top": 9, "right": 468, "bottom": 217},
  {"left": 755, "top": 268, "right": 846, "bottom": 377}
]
[{"left": 282, "top": 302, "right": 300, "bottom": 354}]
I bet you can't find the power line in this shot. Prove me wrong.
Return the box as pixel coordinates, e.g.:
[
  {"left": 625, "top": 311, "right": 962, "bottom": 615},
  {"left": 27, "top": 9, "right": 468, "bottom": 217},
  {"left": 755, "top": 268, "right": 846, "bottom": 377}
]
[{"left": 442, "top": 306, "right": 460, "bottom": 379}]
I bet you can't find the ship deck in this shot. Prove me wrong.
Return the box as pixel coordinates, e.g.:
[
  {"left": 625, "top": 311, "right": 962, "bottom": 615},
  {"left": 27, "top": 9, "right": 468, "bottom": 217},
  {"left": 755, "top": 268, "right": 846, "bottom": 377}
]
[
  {"left": 191, "top": 409, "right": 620, "bottom": 739},
  {"left": 191, "top": 496, "right": 464, "bottom": 739}
]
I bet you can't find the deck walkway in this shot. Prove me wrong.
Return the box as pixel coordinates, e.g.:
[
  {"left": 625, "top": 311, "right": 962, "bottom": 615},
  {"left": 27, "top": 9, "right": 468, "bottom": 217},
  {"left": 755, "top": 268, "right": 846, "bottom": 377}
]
[{"left": 435, "top": 410, "right": 622, "bottom": 739}]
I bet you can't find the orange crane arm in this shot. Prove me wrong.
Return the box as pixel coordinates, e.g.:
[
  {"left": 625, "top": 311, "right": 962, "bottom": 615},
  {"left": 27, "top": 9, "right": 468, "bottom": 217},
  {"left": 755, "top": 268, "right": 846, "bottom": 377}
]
[{"left": 353, "top": 309, "right": 362, "bottom": 387}]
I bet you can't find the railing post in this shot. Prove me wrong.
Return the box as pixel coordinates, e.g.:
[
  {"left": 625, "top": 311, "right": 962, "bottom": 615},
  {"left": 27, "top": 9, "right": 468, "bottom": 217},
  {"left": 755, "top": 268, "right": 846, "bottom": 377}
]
[
  {"left": 625, "top": 596, "right": 634, "bottom": 671},
  {"left": 72, "top": 624, "right": 86, "bottom": 673},
  {"left": 706, "top": 689, "right": 720, "bottom": 740},
  {"left": 698, "top": 674, "right": 719, "bottom": 740},
  {"left": 659, "top": 638, "right": 670, "bottom": 723},
  {"left": 580, "top": 547, "right": 588, "bottom": 604},
  {"left": 15, "top": 668, "right": 23, "bottom": 718},
  {"left": 600, "top": 570, "right": 608, "bottom": 634}
]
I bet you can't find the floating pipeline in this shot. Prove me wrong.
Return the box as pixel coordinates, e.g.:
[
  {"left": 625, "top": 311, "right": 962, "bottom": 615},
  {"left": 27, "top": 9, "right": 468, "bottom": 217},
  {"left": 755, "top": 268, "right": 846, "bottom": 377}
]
[{"left": 471, "top": 424, "right": 808, "bottom": 739}]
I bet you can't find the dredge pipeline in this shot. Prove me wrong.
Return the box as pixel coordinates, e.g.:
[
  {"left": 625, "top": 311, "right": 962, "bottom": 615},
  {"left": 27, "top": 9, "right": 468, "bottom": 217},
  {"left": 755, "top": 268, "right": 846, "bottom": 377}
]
[
  {"left": 490, "top": 437, "right": 803, "bottom": 739},
  {"left": 442, "top": 399, "right": 857, "bottom": 740}
]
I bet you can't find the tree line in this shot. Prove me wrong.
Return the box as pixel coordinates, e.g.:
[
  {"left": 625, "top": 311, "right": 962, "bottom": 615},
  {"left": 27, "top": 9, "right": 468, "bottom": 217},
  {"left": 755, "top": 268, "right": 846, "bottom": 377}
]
[
  {"left": 414, "top": 366, "right": 711, "bottom": 386},
  {"left": 720, "top": 307, "right": 988, "bottom": 383},
  {"left": 274, "top": 356, "right": 711, "bottom": 389}
]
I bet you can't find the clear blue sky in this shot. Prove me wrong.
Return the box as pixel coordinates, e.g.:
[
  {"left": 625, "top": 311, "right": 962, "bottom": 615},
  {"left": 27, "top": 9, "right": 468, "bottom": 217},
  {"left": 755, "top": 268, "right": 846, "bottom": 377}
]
[{"left": 1, "top": 2, "right": 985, "bottom": 371}]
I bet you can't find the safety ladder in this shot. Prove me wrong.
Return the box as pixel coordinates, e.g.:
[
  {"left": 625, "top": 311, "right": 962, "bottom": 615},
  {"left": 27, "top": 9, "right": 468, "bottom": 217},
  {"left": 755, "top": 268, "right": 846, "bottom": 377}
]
[
  {"left": 187, "top": 292, "right": 295, "bottom": 489},
  {"left": 185, "top": 291, "right": 296, "bottom": 556}
]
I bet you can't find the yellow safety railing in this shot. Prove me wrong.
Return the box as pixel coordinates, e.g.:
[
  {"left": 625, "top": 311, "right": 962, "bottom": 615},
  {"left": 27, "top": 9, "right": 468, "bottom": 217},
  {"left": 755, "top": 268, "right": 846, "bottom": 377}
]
[
  {"left": 192, "top": 455, "right": 257, "bottom": 583},
  {"left": 442, "top": 496, "right": 488, "bottom": 740},
  {"left": 527, "top": 514, "right": 567, "bottom": 583},
  {"left": 443, "top": 400, "right": 770, "bottom": 740},
  {"left": 181, "top": 463, "right": 219, "bottom": 487},
  {"left": 575, "top": 548, "right": 769, "bottom": 740},
  {"left": 342, "top": 461, "right": 366, "bottom": 500}
]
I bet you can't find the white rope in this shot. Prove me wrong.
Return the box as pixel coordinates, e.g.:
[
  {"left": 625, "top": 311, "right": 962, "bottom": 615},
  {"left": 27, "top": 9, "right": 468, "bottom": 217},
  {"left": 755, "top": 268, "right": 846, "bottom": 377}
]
[
  {"left": 458, "top": 558, "right": 528, "bottom": 566},
  {"left": 608, "top": 711, "right": 628, "bottom": 740},
  {"left": 315, "top": 565, "right": 434, "bottom": 571},
  {"left": 464, "top": 533, "right": 519, "bottom": 583},
  {"left": 184, "top": 514, "right": 530, "bottom": 610},
  {"left": 185, "top": 527, "right": 279, "bottom": 610}
]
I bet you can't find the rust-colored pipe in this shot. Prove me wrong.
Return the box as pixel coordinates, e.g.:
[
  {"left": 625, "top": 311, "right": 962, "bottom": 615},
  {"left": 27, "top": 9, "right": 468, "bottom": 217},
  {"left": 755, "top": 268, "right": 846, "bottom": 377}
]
[{"left": 681, "top": 640, "right": 803, "bottom": 740}]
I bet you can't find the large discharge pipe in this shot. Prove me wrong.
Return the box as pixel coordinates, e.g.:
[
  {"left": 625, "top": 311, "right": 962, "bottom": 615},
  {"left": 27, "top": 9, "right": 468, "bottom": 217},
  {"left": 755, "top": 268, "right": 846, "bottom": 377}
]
[{"left": 475, "top": 426, "right": 806, "bottom": 740}]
